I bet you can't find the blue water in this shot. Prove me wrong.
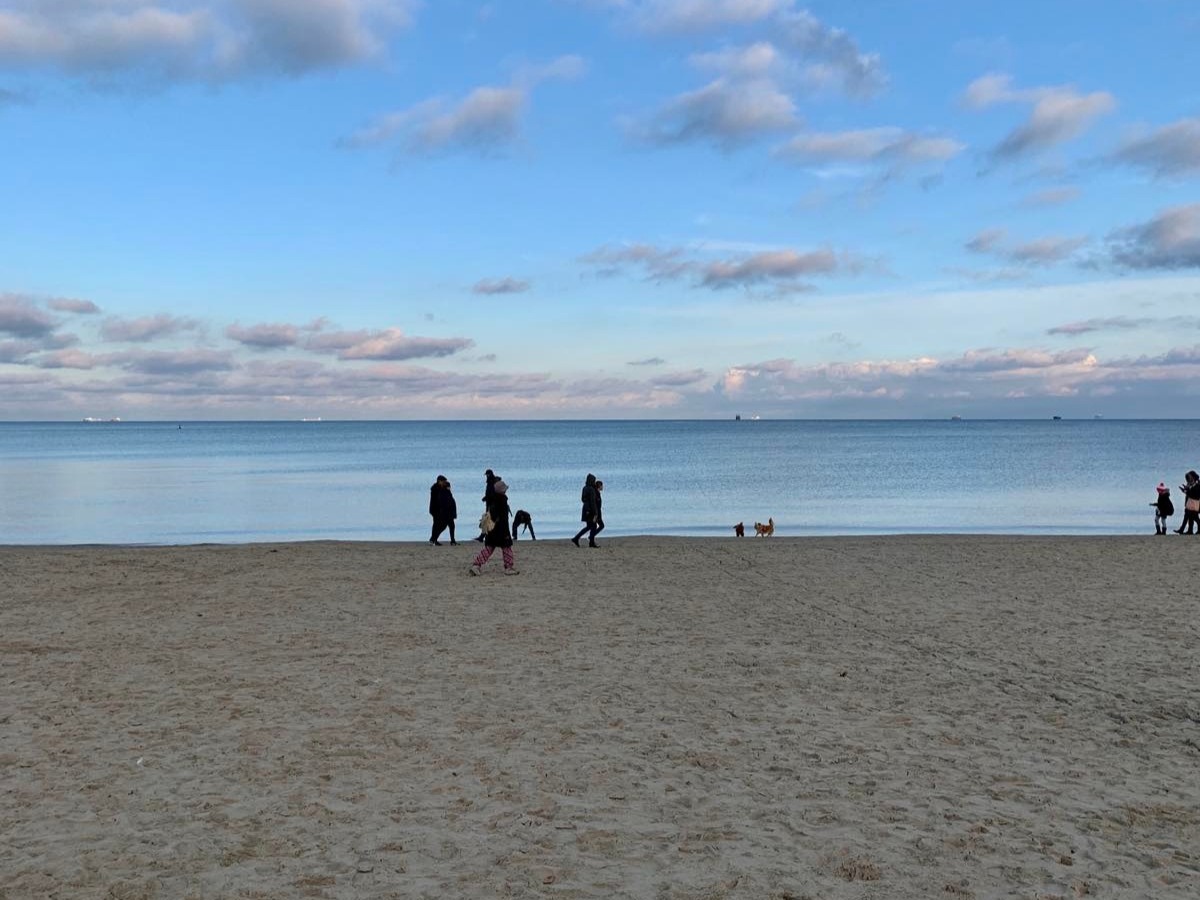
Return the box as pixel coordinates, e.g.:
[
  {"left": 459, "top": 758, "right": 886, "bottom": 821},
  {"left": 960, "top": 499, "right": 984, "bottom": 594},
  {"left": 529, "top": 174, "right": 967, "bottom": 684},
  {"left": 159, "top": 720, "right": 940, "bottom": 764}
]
[{"left": 1, "top": 420, "right": 1197, "bottom": 544}]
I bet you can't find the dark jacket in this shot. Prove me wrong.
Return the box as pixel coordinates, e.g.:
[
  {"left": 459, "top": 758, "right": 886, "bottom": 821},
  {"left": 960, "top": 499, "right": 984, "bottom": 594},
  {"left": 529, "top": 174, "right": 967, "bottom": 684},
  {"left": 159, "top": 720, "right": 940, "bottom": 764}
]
[
  {"left": 484, "top": 494, "right": 512, "bottom": 548},
  {"left": 1156, "top": 492, "right": 1174, "bottom": 516},
  {"left": 1186, "top": 481, "right": 1200, "bottom": 502},
  {"left": 483, "top": 471, "right": 499, "bottom": 503},
  {"left": 429, "top": 482, "right": 457, "bottom": 522},
  {"left": 580, "top": 474, "right": 597, "bottom": 522}
]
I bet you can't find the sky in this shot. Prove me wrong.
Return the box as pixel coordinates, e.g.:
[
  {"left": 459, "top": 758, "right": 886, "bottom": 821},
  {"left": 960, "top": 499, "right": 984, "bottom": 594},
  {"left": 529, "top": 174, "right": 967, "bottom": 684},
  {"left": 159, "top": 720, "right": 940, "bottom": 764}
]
[{"left": 2, "top": 0, "right": 1200, "bottom": 420}]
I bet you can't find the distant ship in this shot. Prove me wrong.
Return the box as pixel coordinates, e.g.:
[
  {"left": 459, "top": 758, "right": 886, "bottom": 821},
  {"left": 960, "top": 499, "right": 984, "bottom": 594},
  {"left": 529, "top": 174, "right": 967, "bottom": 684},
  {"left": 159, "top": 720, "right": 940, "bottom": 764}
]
[
  {"left": 950, "top": 415, "right": 962, "bottom": 421},
  {"left": 735, "top": 414, "right": 741, "bottom": 421},
  {"left": 1052, "top": 415, "right": 1062, "bottom": 420}
]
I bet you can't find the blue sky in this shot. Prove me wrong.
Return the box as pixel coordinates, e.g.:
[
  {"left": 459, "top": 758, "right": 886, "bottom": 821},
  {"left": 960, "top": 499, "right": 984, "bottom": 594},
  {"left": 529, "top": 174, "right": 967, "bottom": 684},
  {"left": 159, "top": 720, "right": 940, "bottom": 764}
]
[{"left": 2, "top": 0, "right": 1199, "bottom": 419}]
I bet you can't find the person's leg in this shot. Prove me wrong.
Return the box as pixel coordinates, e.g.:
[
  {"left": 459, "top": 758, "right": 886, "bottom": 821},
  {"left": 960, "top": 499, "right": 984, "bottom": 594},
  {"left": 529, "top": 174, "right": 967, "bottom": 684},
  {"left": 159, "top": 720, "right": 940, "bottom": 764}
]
[
  {"left": 501, "top": 546, "right": 515, "bottom": 572},
  {"left": 588, "top": 521, "right": 600, "bottom": 547},
  {"left": 430, "top": 518, "right": 444, "bottom": 544},
  {"left": 472, "top": 546, "right": 494, "bottom": 568},
  {"left": 528, "top": 521, "right": 536, "bottom": 540},
  {"left": 448, "top": 521, "right": 457, "bottom": 545},
  {"left": 572, "top": 523, "right": 589, "bottom": 546}
]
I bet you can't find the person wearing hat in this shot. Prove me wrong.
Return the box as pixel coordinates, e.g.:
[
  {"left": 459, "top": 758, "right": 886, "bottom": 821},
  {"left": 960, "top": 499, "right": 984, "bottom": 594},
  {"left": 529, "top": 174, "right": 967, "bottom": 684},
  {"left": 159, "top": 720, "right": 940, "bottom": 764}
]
[
  {"left": 428, "top": 475, "right": 458, "bottom": 545},
  {"left": 1151, "top": 482, "right": 1174, "bottom": 535},
  {"left": 469, "top": 478, "right": 517, "bottom": 575}
]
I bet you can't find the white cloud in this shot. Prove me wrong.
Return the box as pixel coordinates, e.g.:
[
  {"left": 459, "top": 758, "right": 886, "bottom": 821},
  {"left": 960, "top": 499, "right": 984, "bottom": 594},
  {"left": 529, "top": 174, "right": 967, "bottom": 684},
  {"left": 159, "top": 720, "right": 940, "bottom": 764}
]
[
  {"left": 344, "top": 55, "right": 584, "bottom": 156},
  {"left": 0, "top": 1, "right": 419, "bottom": 84},
  {"left": 1108, "top": 117, "right": 1200, "bottom": 178},
  {"left": 963, "top": 73, "right": 1116, "bottom": 160}
]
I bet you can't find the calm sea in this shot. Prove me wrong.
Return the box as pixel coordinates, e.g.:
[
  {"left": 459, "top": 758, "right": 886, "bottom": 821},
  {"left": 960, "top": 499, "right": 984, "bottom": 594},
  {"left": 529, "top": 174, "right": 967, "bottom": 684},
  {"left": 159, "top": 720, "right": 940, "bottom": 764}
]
[{"left": 1, "top": 420, "right": 1197, "bottom": 544}]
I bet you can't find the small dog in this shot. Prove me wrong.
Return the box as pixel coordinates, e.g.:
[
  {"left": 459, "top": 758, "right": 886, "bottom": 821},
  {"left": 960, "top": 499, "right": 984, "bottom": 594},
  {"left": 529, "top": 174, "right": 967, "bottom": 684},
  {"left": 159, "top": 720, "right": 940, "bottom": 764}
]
[
  {"left": 733, "top": 522, "right": 745, "bottom": 537},
  {"left": 753, "top": 518, "right": 774, "bottom": 537},
  {"left": 512, "top": 509, "right": 536, "bottom": 540}
]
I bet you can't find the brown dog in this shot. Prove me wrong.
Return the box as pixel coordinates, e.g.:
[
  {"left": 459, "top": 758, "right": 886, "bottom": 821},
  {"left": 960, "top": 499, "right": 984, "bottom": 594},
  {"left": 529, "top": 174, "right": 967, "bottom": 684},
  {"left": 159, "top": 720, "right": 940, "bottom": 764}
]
[
  {"left": 753, "top": 517, "right": 774, "bottom": 537},
  {"left": 734, "top": 522, "right": 745, "bottom": 537}
]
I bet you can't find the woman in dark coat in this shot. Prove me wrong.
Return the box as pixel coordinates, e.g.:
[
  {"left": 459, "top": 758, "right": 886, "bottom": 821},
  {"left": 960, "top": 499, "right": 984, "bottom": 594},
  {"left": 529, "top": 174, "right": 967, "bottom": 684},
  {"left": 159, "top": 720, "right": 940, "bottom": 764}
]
[
  {"left": 428, "top": 475, "right": 458, "bottom": 545},
  {"left": 572, "top": 473, "right": 600, "bottom": 548},
  {"left": 1177, "top": 470, "right": 1200, "bottom": 535},
  {"left": 469, "top": 479, "right": 517, "bottom": 575}
]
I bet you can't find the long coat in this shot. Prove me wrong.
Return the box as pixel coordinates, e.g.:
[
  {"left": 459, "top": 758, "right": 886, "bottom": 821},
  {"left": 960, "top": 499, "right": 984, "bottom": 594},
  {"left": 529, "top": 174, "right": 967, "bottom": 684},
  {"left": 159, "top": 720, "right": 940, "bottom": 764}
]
[
  {"left": 580, "top": 474, "right": 597, "bottom": 523},
  {"left": 484, "top": 495, "right": 513, "bottom": 548},
  {"left": 429, "top": 483, "right": 457, "bottom": 523}
]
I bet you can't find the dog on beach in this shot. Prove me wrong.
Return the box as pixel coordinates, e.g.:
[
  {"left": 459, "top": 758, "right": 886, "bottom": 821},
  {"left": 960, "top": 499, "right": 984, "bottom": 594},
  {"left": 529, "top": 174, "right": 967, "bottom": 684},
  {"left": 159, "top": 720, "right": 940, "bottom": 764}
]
[
  {"left": 512, "top": 509, "right": 536, "bottom": 540},
  {"left": 753, "top": 518, "right": 774, "bottom": 537},
  {"left": 733, "top": 522, "right": 745, "bottom": 537}
]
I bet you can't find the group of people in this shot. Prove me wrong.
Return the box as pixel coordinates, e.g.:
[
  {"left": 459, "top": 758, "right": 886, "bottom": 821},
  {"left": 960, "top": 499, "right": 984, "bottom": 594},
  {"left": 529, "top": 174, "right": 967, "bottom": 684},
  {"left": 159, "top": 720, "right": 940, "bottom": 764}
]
[
  {"left": 1152, "top": 470, "right": 1200, "bottom": 535},
  {"left": 429, "top": 469, "right": 606, "bottom": 576}
]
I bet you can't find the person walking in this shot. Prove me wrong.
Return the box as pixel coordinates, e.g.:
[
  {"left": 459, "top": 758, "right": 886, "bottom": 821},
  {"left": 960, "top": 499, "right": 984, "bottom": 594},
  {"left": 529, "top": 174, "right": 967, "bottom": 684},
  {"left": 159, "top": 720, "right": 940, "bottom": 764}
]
[
  {"left": 1177, "top": 470, "right": 1200, "bottom": 535},
  {"left": 593, "top": 479, "right": 605, "bottom": 541},
  {"left": 476, "top": 468, "right": 499, "bottom": 542},
  {"left": 428, "top": 475, "right": 458, "bottom": 545},
  {"left": 469, "top": 479, "right": 517, "bottom": 575},
  {"left": 571, "top": 473, "right": 600, "bottom": 548},
  {"left": 1151, "top": 482, "right": 1174, "bottom": 535}
]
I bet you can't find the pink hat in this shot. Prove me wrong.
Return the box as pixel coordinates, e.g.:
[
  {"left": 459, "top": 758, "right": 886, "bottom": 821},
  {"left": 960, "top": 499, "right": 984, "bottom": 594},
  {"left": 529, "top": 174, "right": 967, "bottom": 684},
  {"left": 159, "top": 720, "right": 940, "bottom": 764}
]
[{"left": 1158, "top": 483, "right": 1169, "bottom": 492}]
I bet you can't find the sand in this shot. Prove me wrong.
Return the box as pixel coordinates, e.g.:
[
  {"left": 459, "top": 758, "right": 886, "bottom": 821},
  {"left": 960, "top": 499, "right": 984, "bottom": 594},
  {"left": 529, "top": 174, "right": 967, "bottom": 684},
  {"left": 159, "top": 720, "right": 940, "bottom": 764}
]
[{"left": 1, "top": 536, "right": 1198, "bottom": 899}]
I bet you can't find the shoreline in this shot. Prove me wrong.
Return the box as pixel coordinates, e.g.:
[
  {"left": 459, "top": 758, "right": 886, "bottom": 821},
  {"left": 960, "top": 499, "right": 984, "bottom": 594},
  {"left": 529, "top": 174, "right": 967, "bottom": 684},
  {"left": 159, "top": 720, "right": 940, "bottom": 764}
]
[
  {"left": 2, "top": 530, "right": 1191, "bottom": 549},
  {"left": 3, "top": 536, "right": 1196, "bottom": 897}
]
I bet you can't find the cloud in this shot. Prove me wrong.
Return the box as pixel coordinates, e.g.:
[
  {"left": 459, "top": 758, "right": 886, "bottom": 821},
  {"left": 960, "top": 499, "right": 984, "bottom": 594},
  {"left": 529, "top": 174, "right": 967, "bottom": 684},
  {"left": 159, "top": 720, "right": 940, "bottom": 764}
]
[
  {"left": 712, "top": 343, "right": 1200, "bottom": 413},
  {"left": 344, "top": 55, "right": 583, "bottom": 156},
  {"left": 634, "top": 76, "right": 797, "bottom": 147},
  {"left": 626, "top": 7, "right": 883, "bottom": 148},
  {"left": 776, "top": 127, "right": 963, "bottom": 182},
  {"left": 100, "top": 314, "right": 198, "bottom": 342},
  {"left": 581, "top": 243, "right": 692, "bottom": 281},
  {"left": 0, "top": 0, "right": 418, "bottom": 84},
  {"left": 965, "top": 227, "right": 1085, "bottom": 265},
  {"left": 0, "top": 293, "right": 58, "bottom": 337},
  {"left": 627, "top": 357, "right": 666, "bottom": 366},
  {"left": 690, "top": 41, "right": 780, "bottom": 77},
  {"left": 1047, "top": 316, "right": 1151, "bottom": 336},
  {"left": 699, "top": 248, "right": 841, "bottom": 288},
  {"left": 776, "top": 8, "right": 885, "bottom": 98},
  {"left": 1107, "top": 204, "right": 1200, "bottom": 270},
  {"left": 226, "top": 321, "right": 300, "bottom": 349},
  {"left": 963, "top": 73, "right": 1116, "bottom": 160},
  {"left": 306, "top": 327, "right": 474, "bottom": 360},
  {"left": 582, "top": 241, "right": 867, "bottom": 292},
  {"left": 472, "top": 277, "right": 531, "bottom": 295},
  {"left": 46, "top": 296, "right": 101, "bottom": 314},
  {"left": 0, "top": 339, "right": 41, "bottom": 362},
  {"left": 107, "top": 348, "right": 236, "bottom": 375},
  {"left": 1108, "top": 117, "right": 1200, "bottom": 178},
  {"left": 35, "top": 348, "right": 102, "bottom": 369}
]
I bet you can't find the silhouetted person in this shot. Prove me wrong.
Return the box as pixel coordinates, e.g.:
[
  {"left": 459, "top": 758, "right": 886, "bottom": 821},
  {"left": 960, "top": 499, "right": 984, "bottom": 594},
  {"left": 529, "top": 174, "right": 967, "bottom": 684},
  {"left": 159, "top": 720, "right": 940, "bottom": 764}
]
[
  {"left": 469, "top": 479, "right": 517, "bottom": 575},
  {"left": 572, "top": 473, "right": 600, "bottom": 548},
  {"left": 429, "top": 475, "right": 457, "bottom": 545}
]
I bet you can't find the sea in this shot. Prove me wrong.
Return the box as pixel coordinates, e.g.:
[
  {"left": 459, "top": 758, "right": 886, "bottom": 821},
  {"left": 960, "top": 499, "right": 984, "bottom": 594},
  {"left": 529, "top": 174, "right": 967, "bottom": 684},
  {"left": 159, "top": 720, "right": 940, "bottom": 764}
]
[{"left": 1, "top": 419, "right": 1197, "bottom": 544}]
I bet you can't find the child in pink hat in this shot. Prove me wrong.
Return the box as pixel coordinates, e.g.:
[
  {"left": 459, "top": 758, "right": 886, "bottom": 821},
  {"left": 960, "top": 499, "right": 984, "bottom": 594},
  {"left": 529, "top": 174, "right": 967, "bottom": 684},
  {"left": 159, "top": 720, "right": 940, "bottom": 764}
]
[{"left": 1151, "top": 483, "right": 1174, "bottom": 535}]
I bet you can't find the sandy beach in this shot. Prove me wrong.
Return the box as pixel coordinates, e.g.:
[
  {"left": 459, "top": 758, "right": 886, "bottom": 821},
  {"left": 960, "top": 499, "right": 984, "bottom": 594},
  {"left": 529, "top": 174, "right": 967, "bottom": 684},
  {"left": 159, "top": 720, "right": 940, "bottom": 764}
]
[{"left": 2, "top": 536, "right": 1197, "bottom": 899}]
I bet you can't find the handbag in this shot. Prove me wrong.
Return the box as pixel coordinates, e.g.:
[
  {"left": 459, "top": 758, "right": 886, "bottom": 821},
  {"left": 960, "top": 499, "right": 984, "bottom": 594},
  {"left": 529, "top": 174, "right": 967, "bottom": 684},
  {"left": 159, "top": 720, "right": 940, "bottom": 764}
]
[
  {"left": 1186, "top": 497, "right": 1200, "bottom": 513},
  {"left": 479, "top": 510, "right": 495, "bottom": 533}
]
